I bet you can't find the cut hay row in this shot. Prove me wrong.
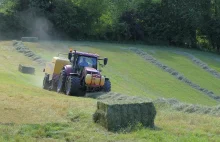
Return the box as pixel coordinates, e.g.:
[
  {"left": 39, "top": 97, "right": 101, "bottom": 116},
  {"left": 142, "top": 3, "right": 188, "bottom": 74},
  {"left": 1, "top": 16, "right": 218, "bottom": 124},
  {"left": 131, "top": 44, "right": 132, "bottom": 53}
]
[
  {"left": 124, "top": 47, "right": 220, "bottom": 102},
  {"left": 174, "top": 51, "right": 220, "bottom": 79},
  {"left": 154, "top": 98, "right": 220, "bottom": 116},
  {"left": 12, "top": 40, "right": 46, "bottom": 66},
  {"left": 95, "top": 92, "right": 220, "bottom": 117}
]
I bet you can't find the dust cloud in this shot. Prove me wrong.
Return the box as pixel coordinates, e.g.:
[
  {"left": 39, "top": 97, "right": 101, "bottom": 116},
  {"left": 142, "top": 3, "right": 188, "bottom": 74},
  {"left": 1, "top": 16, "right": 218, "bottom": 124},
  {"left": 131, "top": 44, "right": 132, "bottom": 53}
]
[{"left": 17, "top": 8, "right": 55, "bottom": 40}]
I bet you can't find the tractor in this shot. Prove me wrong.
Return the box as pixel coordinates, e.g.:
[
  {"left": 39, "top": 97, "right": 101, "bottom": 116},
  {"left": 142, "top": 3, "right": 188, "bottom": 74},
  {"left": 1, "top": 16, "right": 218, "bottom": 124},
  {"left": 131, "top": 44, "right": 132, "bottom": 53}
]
[{"left": 43, "top": 49, "right": 111, "bottom": 96}]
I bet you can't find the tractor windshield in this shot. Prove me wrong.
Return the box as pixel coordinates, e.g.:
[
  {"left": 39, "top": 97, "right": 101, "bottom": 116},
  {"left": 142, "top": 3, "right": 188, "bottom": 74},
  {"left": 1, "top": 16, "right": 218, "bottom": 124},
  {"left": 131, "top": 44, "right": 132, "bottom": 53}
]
[{"left": 77, "top": 56, "right": 97, "bottom": 69}]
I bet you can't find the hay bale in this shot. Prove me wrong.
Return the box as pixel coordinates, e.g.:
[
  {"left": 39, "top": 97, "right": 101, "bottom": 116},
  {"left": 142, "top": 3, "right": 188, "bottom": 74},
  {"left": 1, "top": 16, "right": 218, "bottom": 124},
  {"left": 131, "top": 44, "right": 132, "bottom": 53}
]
[
  {"left": 21, "top": 37, "right": 38, "bottom": 42},
  {"left": 93, "top": 94, "right": 156, "bottom": 132},
  {"left": 18, "top": 64, "right": 35, "bottom": 74}
]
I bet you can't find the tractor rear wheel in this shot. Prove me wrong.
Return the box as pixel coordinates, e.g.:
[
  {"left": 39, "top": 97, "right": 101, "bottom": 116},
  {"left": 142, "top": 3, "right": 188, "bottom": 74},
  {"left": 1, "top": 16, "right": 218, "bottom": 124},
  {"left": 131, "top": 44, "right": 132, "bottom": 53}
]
[
  {"left": 65, "top": 76, "right": 85, "bottom": 96},
  {"left": 103, "top": 79, "right": 111, "bottom": 92},
  {"left": 43, "top": 74, "right": 50, "bottom": 90},
  {"left": 57, "top": 70, "right": 67, "bottom": 93}
]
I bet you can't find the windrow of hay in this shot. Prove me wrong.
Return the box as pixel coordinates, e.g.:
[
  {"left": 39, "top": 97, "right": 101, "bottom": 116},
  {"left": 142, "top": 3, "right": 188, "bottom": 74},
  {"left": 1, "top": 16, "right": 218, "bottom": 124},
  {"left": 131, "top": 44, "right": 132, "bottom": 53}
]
[
  {"left": 174, "top": 51, "right": 220, "bottom": 79},
  {"left": 12, "top": 40, "right": 46, "bottom": 66},
  {"left": 93, "top": 92, "right": 220, "bottom": 116},
  {"left": 154, "top": 98, "right": 220, "bottom": 116},
  {"left": 124, "top": 47, "right": 220, "bottom": 102},
  {"left": 96, "top": 92, "right": 151, "bottom": 102}
]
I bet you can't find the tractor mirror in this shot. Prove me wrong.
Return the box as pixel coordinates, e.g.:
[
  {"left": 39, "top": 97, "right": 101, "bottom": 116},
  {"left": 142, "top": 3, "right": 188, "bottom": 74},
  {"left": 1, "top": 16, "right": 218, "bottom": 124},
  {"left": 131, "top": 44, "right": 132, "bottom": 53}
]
[{"left": 104, "top": 58, "right": 108, "bottom": 65}]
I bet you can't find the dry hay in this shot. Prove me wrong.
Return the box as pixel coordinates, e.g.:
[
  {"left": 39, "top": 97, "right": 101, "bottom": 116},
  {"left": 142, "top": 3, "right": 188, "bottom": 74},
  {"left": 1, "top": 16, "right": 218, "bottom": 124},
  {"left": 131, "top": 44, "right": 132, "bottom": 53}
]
[
  {"left": 18, "top": 64, "right": 35, "bottom": 74},
  {"left": 21, "top": 37, "right": 38, "bottom": 42},
  {"left": 154, "top": 98, "right": 220, "bottom": 116},
  {"left": 12, "top": 40, "right": 46, "bottom": 65},
  {"left": 174, "top": 51, "right": 220, "bottom": 79},
  {"left": 92, "top": 92, "right": 220, "bottom": 132},
  {"left": 93, "top": 92, "right": 156, "bottom": 132},
  {"left": 93, "top": 92, "right": 220, "bottom": 117}
]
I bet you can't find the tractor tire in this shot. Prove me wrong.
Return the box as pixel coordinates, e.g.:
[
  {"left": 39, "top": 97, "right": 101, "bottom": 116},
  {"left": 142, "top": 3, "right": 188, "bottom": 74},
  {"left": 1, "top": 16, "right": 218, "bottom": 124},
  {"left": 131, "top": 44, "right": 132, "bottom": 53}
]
[
  {"left": 50, "top": 80, "right": 57, "bottom": 91},
  {"left": 103, "top": 79, "right": 111, "bottom": 92},
  {"left": 57, "top": 70, "right": 67, "bottom": 93},
  {"left": 43, "top": 74, "right": 50, "bottom": 90},
  {"left": 65, "top": 76, "right": 85, "bottom": 96}
]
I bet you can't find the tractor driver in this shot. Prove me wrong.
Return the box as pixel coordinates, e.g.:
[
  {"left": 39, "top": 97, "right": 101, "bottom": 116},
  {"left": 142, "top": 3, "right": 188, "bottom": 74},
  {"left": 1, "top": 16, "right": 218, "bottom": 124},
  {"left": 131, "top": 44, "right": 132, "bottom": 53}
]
[{"left": 79, "top": 57, "right": 89, "bottom": 67}]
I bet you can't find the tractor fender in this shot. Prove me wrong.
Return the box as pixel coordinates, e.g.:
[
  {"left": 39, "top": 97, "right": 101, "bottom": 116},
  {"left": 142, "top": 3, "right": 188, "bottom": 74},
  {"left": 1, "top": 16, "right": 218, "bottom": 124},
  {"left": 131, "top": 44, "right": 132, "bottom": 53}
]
[{"left": 63, "top": 65, "right": 73, "bottom": 76}]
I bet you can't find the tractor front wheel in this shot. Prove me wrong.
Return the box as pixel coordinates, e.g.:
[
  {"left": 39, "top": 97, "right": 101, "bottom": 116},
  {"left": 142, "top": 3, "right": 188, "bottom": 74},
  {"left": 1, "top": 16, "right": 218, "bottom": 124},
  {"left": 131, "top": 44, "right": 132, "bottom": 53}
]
[
  {"left": 103, "top": 79, "right": 111, "bottom": 92},
  {"left": 65, "top": 76, "right": 85, "bottom": 96},
  {"left": 57, "top": 70, "right": 67, "bottom": 93}
]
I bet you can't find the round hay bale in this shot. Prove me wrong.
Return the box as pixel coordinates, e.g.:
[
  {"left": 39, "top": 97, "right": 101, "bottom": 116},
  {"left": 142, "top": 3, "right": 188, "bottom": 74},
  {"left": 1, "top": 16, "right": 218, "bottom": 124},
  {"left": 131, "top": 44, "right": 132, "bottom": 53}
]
[{"left": 18, "top": 64, "right": 35, "bottom": 75}]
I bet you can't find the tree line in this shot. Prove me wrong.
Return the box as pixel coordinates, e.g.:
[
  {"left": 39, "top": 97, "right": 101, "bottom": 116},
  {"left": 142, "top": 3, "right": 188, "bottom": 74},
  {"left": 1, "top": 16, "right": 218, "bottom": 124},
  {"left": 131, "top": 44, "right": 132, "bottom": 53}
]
[{"left": 0, "top": 0, "right": 220, "bottom": 52}]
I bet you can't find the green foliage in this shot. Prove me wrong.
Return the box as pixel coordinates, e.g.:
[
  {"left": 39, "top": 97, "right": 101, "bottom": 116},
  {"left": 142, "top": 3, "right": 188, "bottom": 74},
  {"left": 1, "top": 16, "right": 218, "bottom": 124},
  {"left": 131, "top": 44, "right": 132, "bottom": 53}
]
[
  {"left": 0, "top": 0, "right": 220, "bottom": 52},
  {"left": 48, "top": 0, "right": 91, "bottom": 39},
  {"left": 0, "top": 0, "right": 17, "bottom": 15}
]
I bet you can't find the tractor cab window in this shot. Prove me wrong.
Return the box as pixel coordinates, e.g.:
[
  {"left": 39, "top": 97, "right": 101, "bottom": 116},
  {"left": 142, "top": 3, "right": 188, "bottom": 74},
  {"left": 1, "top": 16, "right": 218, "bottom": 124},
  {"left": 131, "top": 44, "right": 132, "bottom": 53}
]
[{"left": 77, "top": 56, "right": 97, "bottom": 68}]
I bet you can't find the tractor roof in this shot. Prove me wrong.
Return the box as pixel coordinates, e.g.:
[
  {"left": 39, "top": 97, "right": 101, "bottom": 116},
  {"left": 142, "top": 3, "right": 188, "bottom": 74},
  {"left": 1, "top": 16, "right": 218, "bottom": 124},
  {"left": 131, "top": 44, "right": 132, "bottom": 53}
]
[{"left": 74, "top": 51, "right": 99, "bottom": 58}]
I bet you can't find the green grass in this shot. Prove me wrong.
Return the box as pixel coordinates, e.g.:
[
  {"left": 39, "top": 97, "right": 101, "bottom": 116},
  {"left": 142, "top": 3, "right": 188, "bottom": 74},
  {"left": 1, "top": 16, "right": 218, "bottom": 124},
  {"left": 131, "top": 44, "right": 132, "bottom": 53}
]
[
  {"left": 139, "top": 44, "right": 220, "bottom": 75},
  {"left": 0, "top": 41, "right": 220, "bottom": 142},
  {"left": 143, "top": 50, "right": 220, "bottom": 96},
  {"left": 194, "top": 54, "right": 220, "bottom": 73},
  {"left": 23, "top": 41, "right": 218, "bottom": 106}
]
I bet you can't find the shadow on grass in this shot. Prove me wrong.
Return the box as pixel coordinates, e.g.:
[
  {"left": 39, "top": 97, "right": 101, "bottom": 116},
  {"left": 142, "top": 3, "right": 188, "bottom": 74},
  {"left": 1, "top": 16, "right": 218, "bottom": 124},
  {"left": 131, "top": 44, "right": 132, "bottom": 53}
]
[{"left": 85, "top": 92, "right": 106, "bottom": 99}]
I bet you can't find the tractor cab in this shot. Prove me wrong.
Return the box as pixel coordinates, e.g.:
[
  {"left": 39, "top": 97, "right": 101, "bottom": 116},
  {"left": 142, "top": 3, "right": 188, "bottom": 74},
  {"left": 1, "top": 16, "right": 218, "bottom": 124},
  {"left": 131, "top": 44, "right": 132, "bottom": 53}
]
[{"left": 68, "top": 50, "right": 108, "bottom": 74}]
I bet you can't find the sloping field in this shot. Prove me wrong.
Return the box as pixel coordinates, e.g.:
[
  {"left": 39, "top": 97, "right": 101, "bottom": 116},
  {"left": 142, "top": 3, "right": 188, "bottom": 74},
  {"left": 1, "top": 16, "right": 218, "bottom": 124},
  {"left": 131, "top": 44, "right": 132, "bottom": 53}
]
[
  {"left": 193, "top": 53, "right": 220, "bottom": 73},
  {"left": 169, "top": 47, "right": 220, "bottom": 73},
  {"left": 143, "top": 50, "right": 220, "bottom": 97},
  {"left": 24, "top": 41, "right": 219, "bottom": 106},
  {"left": 142, "top": 46, "right": 220, "bottom": 78},
  {"left": 1, "top": 41, "right": 220, "bottom": 142}
]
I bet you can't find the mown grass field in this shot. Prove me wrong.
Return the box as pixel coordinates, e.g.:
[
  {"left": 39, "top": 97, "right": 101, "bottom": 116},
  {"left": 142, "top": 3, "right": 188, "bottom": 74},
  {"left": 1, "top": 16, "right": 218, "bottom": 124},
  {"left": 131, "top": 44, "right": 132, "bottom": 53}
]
[
  {"left": 144, "top": 50, "right": 220, "bottom": 96},
  {"left": 0, "top": 41, "right": 220, "bottom": 142},
  {"left": 24, "top": 41, "right": 219, "bottom": 106}
]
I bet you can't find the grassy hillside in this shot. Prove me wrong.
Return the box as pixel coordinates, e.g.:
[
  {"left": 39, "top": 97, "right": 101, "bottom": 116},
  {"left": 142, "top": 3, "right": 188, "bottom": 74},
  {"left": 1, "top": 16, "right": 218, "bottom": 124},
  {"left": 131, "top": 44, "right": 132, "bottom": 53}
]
[
  {"left": 193, "top": 53, "right": 220, "bottom": 73},
  {"left": 139, "top": 48, "right": 220, "bottom": 96},
  {"left": 0, "top": 41, "right": 220, "bottom": 141},
  {"left": 142, "top": 45, "right": 220, "bottom": 74},
  {"left": 146, "top": 50, "right": 220, "bottom": 94},
  {"left": 24, "top": 41, "right": 219, "bottom": 106}
]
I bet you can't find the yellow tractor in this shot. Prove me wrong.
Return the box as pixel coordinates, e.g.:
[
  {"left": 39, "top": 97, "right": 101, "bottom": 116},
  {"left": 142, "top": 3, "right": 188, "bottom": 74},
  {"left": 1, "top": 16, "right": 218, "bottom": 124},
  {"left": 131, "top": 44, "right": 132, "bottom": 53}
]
[{"left": 43, "top": 49, "right": 111, "bottom": 96}]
